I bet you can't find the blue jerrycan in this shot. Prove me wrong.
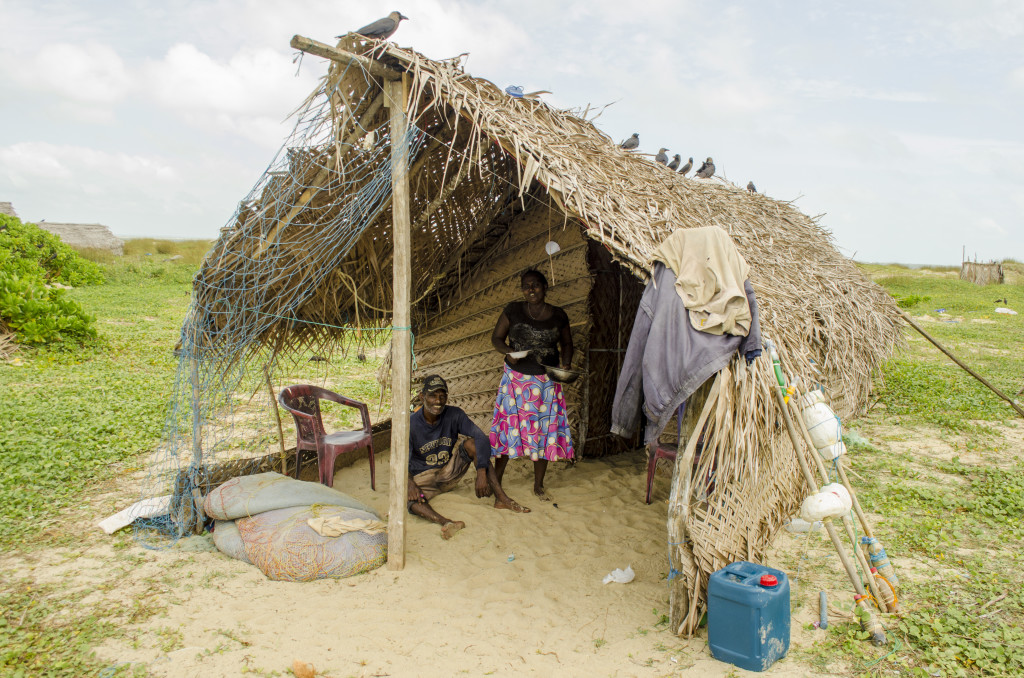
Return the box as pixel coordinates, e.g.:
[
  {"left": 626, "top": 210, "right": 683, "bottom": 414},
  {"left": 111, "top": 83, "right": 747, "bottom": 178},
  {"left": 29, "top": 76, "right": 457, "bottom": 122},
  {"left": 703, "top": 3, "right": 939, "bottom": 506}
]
[{"left": 707, "top": 561, "right": 790, "bottom": 672}]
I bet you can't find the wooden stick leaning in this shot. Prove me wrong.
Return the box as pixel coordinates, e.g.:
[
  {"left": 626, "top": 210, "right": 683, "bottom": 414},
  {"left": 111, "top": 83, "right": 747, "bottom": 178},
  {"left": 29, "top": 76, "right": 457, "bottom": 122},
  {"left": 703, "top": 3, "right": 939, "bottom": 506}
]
[
  {"left": 773, "top": 385, "right": 887, "bottom": 645},
  {"left": 264, "top": 365, "right": 288, "bottom": 477},
  {"left": 667, "top": 373, "right": 723, "bottom": 636},
  {"left": 785, "top": 395, "right": 886, "bottom": 607},
  {"left": 898, "top": 309, "right": 1024, "bottom": 419}
]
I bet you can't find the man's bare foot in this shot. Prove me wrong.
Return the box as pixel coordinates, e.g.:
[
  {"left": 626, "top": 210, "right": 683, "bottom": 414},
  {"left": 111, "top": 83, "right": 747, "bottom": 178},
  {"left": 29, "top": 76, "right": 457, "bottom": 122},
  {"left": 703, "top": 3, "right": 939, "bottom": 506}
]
[
  {"left": 441, "top": 521, "right": 465, "bottom": 540},
  {"left": 494, "top": 497, "right": 531, "bottom": 513},
  {"left": 534, "top": 488, "right": 552, "bottom": 502}
]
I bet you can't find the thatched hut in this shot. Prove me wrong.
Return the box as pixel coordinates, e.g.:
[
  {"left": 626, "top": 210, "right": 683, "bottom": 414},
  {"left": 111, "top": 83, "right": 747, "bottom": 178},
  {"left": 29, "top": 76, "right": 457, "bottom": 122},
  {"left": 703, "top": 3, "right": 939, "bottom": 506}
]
[
  {"left": 147, "top": 37, "right": 903, "bottom": 635},
  {"left": 960, "top": 260, "right": 1004, "bottom": 285},
  {"left": 0, "top": 202, "right": 17, "bottom": 218},
  {"left": 36, "top": 222, "right": 124, "bottom": 255}
]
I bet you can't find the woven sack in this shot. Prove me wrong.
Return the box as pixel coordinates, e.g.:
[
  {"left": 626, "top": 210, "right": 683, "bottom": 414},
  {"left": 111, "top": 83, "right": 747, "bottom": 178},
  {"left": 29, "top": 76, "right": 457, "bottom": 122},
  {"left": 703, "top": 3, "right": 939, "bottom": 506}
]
[
  {"left": 203, "top": 472, "right": 377, "bottom": 520},
  {"left": 237, "top": 505, "right": 387, "bottom": 581}
]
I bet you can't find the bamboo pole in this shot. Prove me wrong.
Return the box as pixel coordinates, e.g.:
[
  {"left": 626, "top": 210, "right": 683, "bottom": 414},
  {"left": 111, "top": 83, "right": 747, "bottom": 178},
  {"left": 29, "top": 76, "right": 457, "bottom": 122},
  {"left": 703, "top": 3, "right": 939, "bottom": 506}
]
[
  {"left": 774, "top": 386, "right": 887, "bottom": 645},
  {"left": 187, "top": 357, "right": 205, "bottom": 535},
  {"left": 786, "top": 396, "right": 885, "bottom": 606},
  {"left": 898, "top": 309, "right": 1024, "bottom": 419},
  {"left": 386, "top": 77, "right": 412, "bottom": 570},
  {"left": 290, "top": 35, "right": 402, "bottom": 81}
]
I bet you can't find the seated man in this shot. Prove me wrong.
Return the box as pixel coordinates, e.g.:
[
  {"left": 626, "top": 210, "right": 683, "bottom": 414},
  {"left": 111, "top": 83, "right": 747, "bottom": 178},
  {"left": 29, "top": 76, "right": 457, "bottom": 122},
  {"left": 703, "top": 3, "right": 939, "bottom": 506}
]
[{"left": 409, "top": 374, "right": 529, "bottom": 539}]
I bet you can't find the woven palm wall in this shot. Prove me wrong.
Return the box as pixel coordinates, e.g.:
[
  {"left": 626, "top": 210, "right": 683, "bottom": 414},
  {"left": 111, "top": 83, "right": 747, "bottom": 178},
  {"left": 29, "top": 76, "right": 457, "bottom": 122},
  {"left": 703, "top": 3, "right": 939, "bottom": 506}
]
[{"left": 412, "top": 200, "right": 597, "bottom": 453}]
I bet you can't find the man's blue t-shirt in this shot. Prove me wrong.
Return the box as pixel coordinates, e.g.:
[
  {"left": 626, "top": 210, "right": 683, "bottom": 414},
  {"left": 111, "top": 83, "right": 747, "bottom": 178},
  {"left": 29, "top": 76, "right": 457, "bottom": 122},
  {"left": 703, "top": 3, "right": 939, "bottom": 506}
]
[{"left": 409, "top": 405, "right": 491, "bottom": 475}]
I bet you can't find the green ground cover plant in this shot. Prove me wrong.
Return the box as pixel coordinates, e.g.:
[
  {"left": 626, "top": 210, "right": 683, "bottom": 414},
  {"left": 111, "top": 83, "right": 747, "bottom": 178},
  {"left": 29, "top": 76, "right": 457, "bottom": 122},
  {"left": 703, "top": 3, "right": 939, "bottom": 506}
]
[{"left": 1, "top": 255, "right": 1021, "bottom": 676}]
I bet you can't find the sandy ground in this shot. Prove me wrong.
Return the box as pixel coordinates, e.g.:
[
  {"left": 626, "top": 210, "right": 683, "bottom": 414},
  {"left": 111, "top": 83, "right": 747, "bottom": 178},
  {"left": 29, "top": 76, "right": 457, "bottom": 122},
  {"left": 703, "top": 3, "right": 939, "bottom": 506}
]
[{"left": 10, "top": 448, "right": 867, "bottom": 678}]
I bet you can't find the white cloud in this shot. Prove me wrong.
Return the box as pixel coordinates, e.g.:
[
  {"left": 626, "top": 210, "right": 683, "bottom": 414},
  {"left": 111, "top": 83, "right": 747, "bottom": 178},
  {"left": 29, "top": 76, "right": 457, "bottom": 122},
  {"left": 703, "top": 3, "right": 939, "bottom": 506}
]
[
  {"left": 0, "top": 142, "right": 178, "bottom": 190},
  {"left": 787, "top": 79, "right": 933, "bottom": 103},
  {"left": 0, "top": 42, "right": 130, "bottom": 120},
  {"left": 139, "top": 43, "right": 318, "bottom": 146}
]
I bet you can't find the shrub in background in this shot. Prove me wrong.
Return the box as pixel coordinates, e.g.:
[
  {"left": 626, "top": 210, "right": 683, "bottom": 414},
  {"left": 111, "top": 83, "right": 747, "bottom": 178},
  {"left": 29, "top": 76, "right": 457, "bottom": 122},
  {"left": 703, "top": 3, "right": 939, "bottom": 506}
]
[
  {"left": 0, "top": 215, "right": 100, "bottom": 346},
  {"left": 0, "top": 214, "right": 105, "bottom": 287}
]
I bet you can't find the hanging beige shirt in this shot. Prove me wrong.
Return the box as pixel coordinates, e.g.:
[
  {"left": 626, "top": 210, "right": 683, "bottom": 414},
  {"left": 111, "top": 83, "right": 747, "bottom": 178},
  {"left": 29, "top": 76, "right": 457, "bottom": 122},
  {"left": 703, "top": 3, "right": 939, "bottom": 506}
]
[{"left": 650, "top": 226, "right": 752, "bottom": 336}]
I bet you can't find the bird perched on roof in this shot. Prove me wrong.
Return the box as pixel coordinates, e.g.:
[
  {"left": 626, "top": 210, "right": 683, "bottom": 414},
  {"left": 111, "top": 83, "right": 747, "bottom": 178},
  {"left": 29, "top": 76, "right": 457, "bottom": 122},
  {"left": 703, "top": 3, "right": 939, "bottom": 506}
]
[
  {"left": 695, "top": 157, "right": 715, "bottom": 178},
  {"left": 678, "top": 157, "right": 693, "bottom": 176},
  {"left": 655, "top": 148, "right": 669, "bottom": 165},
  {"left": 620, "top": 133, "right": 639, "bottom": 150},
  {"left": 667, "top": 154, "right": 681, "bottom": 171},
  {"left": 747, "top": 181, "right": 757, "bottom": 193},
  {"left": 342, "top": 11, "right": 409, "bottom": 40}
]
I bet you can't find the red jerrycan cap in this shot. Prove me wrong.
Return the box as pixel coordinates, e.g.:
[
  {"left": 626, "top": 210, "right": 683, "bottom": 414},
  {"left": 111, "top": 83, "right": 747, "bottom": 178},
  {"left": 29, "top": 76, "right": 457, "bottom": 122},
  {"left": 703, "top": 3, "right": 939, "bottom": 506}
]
[{"left": 759, "top": 574, "right": 778, "bottom": 587}]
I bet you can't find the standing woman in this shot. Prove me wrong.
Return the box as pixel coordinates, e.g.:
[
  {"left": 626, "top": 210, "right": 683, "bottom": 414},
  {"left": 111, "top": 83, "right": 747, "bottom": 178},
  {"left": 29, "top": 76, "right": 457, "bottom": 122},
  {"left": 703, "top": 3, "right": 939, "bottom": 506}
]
[{"left": 489, "top": 269, "right": 574, "bottom": 500}]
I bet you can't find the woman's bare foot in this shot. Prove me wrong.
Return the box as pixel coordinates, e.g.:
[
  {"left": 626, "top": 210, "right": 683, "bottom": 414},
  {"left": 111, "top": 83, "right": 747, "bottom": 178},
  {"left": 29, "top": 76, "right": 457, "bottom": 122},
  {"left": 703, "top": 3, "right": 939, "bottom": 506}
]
[
  {"left": 441, "top": 521, "right": 466, "bottom": 540},
  {"left": 494, "top": 497, "right": 531, "bottom": 513},
  {"left": 534, "top": 487, "right": 552, "bottom": 502}
]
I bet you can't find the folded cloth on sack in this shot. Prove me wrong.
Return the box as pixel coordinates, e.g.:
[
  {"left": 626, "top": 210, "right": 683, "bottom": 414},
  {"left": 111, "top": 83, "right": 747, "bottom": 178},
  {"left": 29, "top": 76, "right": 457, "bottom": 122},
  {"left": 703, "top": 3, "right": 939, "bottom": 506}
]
[
  {"left": 307, "top": 515, "right": 387, "bottom": 537},
  {"left": 203, "top": 472, "right": 378, "bottom": 521}
]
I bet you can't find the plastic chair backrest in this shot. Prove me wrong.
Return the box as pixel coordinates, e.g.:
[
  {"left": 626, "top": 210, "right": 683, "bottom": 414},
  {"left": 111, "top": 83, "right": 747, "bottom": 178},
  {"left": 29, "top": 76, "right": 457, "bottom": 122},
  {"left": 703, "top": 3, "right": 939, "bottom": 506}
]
[{"left": 279, "top": 385, "right": 326, "bottom": 444}]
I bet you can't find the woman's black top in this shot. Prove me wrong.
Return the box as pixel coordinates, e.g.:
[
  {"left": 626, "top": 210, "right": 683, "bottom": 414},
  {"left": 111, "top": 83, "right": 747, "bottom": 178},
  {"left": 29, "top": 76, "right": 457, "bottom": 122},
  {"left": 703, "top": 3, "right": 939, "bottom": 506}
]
[{"left": 502, "top": 301, "right": 570, "bottom": 376}]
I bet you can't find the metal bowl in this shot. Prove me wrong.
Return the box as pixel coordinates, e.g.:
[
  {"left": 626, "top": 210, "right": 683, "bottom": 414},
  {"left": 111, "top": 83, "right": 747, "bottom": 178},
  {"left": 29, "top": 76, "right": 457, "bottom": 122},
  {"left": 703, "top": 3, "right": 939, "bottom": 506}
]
[{"left": 545, "top": 365, "right": 583, "bottom": 384}]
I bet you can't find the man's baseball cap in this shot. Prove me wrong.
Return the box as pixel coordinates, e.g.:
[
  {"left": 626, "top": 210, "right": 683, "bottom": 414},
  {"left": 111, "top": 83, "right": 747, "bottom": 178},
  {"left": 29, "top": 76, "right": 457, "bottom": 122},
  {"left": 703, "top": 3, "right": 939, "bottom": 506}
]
[{"left": 421, "top": 374, "right": 448, "bottom": 393}]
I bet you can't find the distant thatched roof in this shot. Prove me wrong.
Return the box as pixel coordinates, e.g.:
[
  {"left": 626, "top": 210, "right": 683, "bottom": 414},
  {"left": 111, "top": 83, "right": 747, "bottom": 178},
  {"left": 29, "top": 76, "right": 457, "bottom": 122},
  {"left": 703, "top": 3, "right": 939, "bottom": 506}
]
[
  {"left": 0, "top": 202, "right": 17, "bottom": 218},
  {"left": 36, "top": 222, "right": 123, "bottom": 255}
]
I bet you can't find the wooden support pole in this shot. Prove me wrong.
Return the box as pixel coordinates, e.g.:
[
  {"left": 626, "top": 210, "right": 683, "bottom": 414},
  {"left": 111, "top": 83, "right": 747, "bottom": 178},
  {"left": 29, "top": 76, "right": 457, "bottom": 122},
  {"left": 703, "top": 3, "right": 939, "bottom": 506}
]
[
  {"left": 290, "top": 35, "right": 402, "bottom": 81},
  {"left": 898, "top": 309, "right": 1024, "bottom": 419},
  {"left": 386, "top": 77, "right": 412, "bottom": 570}
]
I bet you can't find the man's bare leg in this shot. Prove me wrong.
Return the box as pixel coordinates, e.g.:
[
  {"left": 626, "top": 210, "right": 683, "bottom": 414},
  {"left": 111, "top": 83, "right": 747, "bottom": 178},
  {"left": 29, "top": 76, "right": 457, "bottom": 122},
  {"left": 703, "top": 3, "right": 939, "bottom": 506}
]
[
  {"left": 494, "top": 455, "right": 509, "bottom": 484},
  {"left": 485, "top": 466, "right": 530, "bottom": 513},
  {"left": 409, "top": 501, "right": 465, "bottom": 540}
]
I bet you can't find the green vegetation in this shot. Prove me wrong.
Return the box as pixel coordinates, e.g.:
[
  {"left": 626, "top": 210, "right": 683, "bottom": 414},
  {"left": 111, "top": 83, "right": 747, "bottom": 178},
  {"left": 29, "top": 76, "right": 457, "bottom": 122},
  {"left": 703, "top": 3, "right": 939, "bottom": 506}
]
[
  {"left": 0, "top": 215, "right": 104, "bottom": 346},
  {"left": 1, "top": 252, "right": 1021, "bottom": 675}
]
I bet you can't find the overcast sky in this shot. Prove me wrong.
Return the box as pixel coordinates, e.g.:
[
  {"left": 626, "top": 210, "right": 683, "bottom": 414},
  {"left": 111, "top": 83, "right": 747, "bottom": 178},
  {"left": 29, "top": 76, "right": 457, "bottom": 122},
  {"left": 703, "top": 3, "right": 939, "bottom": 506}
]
[{"left": 1, "top": 1, "right": 1022, "bottom": 265}]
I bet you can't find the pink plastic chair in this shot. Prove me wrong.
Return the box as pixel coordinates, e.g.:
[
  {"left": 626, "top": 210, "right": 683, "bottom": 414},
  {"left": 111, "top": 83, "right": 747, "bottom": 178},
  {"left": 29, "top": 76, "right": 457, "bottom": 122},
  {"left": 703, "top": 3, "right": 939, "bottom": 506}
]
[
  {"left": 278, "top": 385, "right": 375, "bottom": 490},
  {"left": 645, "top": 402, "right": 685, "bottom": 504}
]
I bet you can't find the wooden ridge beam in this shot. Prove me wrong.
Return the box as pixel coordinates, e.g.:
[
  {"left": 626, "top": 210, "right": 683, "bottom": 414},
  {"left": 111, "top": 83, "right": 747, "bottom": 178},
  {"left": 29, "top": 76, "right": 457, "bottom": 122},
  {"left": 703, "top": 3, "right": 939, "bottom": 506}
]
[{"left": 291, "top": 35, "right": 402, "bottom": 81}]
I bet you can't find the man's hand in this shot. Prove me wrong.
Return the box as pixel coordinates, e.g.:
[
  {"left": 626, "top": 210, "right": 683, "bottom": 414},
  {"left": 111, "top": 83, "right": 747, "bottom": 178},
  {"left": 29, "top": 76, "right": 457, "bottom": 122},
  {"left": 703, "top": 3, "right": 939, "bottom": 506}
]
[
  {"left": 407, "top": 479, "right": 425, "bottom": 503},
  {"left": 475, "top": 468, "right": 492, "bottom": 498}
]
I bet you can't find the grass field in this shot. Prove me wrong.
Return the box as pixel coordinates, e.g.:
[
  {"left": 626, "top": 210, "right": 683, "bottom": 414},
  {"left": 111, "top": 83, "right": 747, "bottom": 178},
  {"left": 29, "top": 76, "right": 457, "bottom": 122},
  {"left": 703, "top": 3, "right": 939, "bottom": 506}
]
[{"left": 1, "top": 246, "right": 1022, "bottom": 676}]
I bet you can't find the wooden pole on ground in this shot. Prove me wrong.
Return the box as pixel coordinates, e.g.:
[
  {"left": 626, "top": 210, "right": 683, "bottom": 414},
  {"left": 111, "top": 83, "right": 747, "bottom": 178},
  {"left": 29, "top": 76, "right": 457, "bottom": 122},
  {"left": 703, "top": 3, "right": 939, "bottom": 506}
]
[
  {"left": 264, "top": 365, "right": 288, "bottom": 477},
  {"left": 898, "top": 309, "right": 1024, "bottom": 419},
  {"left": 386, "top": 77, "right": 412, "bottom": 570}
]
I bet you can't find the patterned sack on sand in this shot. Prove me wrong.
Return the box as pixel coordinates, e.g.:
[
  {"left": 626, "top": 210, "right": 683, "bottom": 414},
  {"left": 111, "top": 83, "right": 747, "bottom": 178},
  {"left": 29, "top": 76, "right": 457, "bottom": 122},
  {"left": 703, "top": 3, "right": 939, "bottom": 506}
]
[
  {"left": 203, "top": 472, "right": 377, "bottom": 521},
  {"left": 237, "top": 505, "right": 387, "bottom": 581}
]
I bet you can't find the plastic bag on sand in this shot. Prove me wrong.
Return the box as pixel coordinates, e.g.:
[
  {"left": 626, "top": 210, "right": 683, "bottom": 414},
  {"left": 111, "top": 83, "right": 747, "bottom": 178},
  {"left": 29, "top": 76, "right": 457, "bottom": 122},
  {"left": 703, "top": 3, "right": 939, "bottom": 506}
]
[
  {"left": 203, "top": 472, "right": 378, "bottom": 521},
  {"left": 237, "top": 505, "right": 387, "bottom": 581},
  {"left": 212, "top": 520, "right": 251, "bottom": 564},
  {"left": 603, "top": 565, "right": 635, "bottom": 584}
]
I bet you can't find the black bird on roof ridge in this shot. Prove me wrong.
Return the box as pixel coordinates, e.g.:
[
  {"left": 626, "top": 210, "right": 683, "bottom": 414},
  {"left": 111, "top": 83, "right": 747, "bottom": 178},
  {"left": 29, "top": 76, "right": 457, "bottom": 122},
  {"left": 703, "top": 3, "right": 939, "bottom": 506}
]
[
  {"left": 695, "top": 157, "right": 715, "bottom": 178},
  {"left": 339, "top": 11, "right": 409, "bottom": 40},
  {"left": 620, "top": 133, "right": 639, "bottom": 150},
  {"left": 655, "top": 148, "right": 669, "bottom": 165},
  {"left": 667, "top": 154, "right": 681, "bottom": 171},
  {"left": 678, "top": 157, "right": 693, "bottom": 176},
  {"left": 747, "top": 181, "right": 757, "bottom": 193}
]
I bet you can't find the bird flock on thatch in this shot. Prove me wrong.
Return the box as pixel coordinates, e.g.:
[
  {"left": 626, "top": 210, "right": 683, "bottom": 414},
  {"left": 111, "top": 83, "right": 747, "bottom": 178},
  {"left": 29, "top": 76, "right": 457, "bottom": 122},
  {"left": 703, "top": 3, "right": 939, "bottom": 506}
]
[
  {"left": 619, "top": 133, "right": 758, "bottom": 192},
  {"left": 340, "top": 14, "right": 760, "bottom": 194}
]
